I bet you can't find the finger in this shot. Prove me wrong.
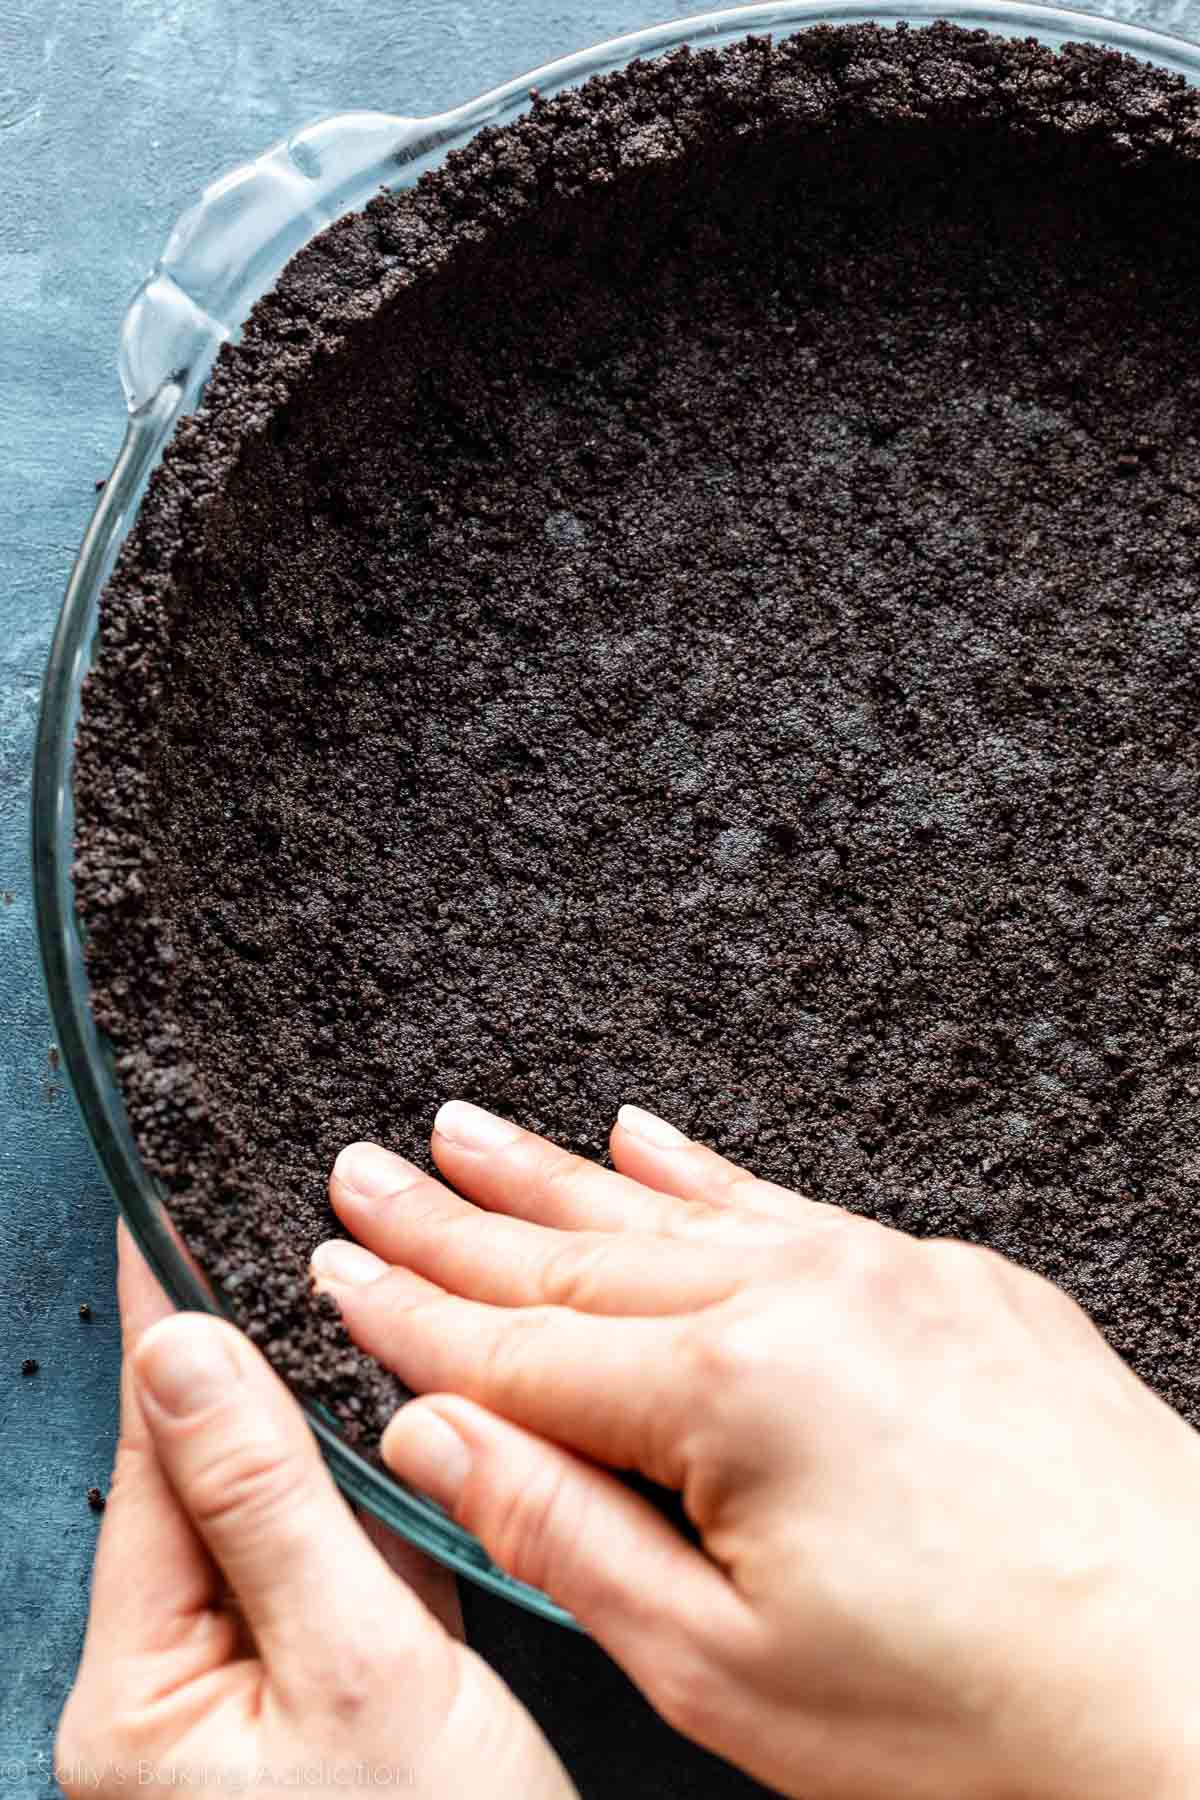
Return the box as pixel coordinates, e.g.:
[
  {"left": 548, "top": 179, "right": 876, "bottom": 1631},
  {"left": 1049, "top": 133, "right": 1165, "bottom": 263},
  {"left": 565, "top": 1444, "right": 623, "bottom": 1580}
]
[
  {"left": 311, "top": 1253, "right": 688, "bottom": 1484},
  {"left": 382, "top": 1395, "right": 753, "bottom": 1717},
  {"left": 355, "top": 1508, "right": 464, "bottom": 1639},
  {"left": 117, "top": 1217, "right": 177, "bottom": 1352},
  {"left": 82, "top": 1225, "right": 229, "bottom": 1674},
  {"left": 430, "top": 1100, "right": 716, "bottom": 1236},
  {"left": 330, "top": 1143, "right": 744, "bottom": 1313},
  {"left": 133, "top": 1311, "right": 451, "bottom": 1710},
  {"left": 612, "top": 1104, "right": 841, "bottom": 1230}
]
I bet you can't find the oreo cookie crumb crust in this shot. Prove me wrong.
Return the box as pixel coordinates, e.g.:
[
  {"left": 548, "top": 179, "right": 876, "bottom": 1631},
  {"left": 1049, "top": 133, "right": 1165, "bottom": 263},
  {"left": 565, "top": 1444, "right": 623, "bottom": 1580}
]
[{"left": 77, "top": 24, "right": 1200, "bottom": 1448}]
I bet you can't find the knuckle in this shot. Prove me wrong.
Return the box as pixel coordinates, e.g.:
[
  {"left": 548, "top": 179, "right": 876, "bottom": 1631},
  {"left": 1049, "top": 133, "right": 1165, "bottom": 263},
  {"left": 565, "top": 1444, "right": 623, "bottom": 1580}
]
[
  {"left": 724, "top": 1173, "right": 769, "bottom": 1212},
  {"left": 383, "top": 1289, "right": 454, "bottom": 1337},
  {"left": 401, "top": 1187, "right": 458, "bottom": 1234},
  {"left": 824, "top": 1221, "right": 904, "bottom": 1299},
  {"left": 185, "top": 1432, "right": 300, "bottom": 1538},
  {"left": 486, "top": 1457, "right": 579, "bottom": 1599},
  {"left": 537, "top": 1150, "right": 596, "bottom": 1215},
  {"left": 695, "top": 1173, "right": 786, "bottom": 1235},
  {"left": 976, "top": 1250, "right": 1087, "bottom": 1332},
  {"left": 904, "top": 1238, "right": 1030, "bottom": 1345},
  {"left": 479, "top": 1305, "right": 557, "bottom": 1396},
  {"left": 536, "top": 1235, "right": 616, "bottom": 1309},
  {"left": 685, "top": 1305, "right": 774, "bottom": 1392},
  {"left": 925, "top": 1235, "right": 1005, "bottom": 1290},
  {"left": 105, "top": 1434, "right": 154, "bottom": 1506}
]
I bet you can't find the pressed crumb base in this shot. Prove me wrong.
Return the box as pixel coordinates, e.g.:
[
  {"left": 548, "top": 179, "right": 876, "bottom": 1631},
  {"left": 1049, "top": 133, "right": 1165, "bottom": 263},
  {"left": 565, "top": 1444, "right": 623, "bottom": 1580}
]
[{"left": 77, "top": 26, "right": 1200, "bottom": 1471}]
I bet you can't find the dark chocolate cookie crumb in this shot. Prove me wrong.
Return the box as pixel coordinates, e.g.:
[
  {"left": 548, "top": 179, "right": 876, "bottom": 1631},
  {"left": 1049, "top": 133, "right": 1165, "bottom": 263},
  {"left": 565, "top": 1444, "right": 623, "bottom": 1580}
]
[
  {"left": 86, "top": 1486, "right": 106, "bottom": 1512},
  {"left": 78, "top": 1303, "right": 91, "bottom": 1321},
  {"left": 76, "top": 25, "right": 1200, "bottom": 1450},
  {"left": 21, "top": 1358, "right": 38, "bottom": 1377}
]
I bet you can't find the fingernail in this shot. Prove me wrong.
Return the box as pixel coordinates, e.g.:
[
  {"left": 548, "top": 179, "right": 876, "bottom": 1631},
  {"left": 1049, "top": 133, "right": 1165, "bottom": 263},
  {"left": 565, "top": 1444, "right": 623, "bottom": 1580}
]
[
  {"left": 383, "top": 1403, "right": 471, "bottom": 1507},
  {"left": 136, "top": 1315, "right": 241, "bottom": 1418},
  {"left": 334, "top": 1141, "right": 423, "bottom": 1203},
  {"left": 617, "top": 1103, "right": 690, "bottom": 1149},
  {"left": 434, "top": 1099, "right": 521, "bottom": 1152},
  {"left": 311, "top": 1240, "right": 388, "bottom": 1286}
]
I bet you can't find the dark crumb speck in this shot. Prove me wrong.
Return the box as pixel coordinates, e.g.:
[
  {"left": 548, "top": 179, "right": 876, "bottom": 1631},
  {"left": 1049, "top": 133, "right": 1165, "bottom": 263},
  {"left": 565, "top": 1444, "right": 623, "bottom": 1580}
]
[
  {"left": 86, "top": 1486, "right": 106, "bottom": 1512},
  {"left": 21, "top": 1359, "right": 38, "bottom": 1376},
  {"left": 78, "top": 1303, "right": 91, "bottom": 1321}
]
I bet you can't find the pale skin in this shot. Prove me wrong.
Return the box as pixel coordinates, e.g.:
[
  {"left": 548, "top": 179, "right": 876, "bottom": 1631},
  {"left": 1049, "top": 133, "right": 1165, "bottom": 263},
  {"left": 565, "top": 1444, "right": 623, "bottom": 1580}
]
[
  {"left": 57, "top": 1223, "right": 577, "bottom": 1800},
  {"left": 63, "top": 1110, "right": 1200, "bottom": 1798}
]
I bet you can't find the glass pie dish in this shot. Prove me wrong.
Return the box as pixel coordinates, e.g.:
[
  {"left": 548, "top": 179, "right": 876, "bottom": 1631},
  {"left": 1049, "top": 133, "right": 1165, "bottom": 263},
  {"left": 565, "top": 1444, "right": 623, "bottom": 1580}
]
[{"left": 33, "top": 0, "right": 1200, "bottom": 1628}]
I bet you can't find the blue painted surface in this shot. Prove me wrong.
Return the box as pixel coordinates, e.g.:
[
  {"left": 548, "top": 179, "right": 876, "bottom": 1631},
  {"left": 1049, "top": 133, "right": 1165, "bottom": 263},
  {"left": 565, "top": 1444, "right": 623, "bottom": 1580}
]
[{"left": 3, "top": 0, "right": 1200, "bottom": 1790}]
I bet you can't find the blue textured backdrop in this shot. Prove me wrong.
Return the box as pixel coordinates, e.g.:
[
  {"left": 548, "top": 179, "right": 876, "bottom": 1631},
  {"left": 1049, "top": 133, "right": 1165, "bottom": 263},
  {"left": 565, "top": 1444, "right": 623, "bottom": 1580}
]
[{"left": 2, "top": 0, "right": 1198, "bottom": 1791}]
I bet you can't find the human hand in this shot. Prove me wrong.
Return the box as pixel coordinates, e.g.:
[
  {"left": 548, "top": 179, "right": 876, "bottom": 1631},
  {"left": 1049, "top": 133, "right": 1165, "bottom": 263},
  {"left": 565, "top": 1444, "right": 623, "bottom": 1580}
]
[
  {"left": 57, "top": 1223, "right": 576, "bottom": 1800},
  {"left": 313, "top": 1103, "right": 1200, "bottom": 1800}
]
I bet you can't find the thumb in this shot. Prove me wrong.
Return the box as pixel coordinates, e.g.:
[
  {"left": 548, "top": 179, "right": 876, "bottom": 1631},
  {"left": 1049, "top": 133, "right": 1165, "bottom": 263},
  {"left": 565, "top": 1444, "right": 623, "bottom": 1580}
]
[
  {"left": 381, "top": 1395, "right": 751, "bottom": 1726},
  {"left": 134, "top": 1312, "right": 447, "bottom": 1708}
]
